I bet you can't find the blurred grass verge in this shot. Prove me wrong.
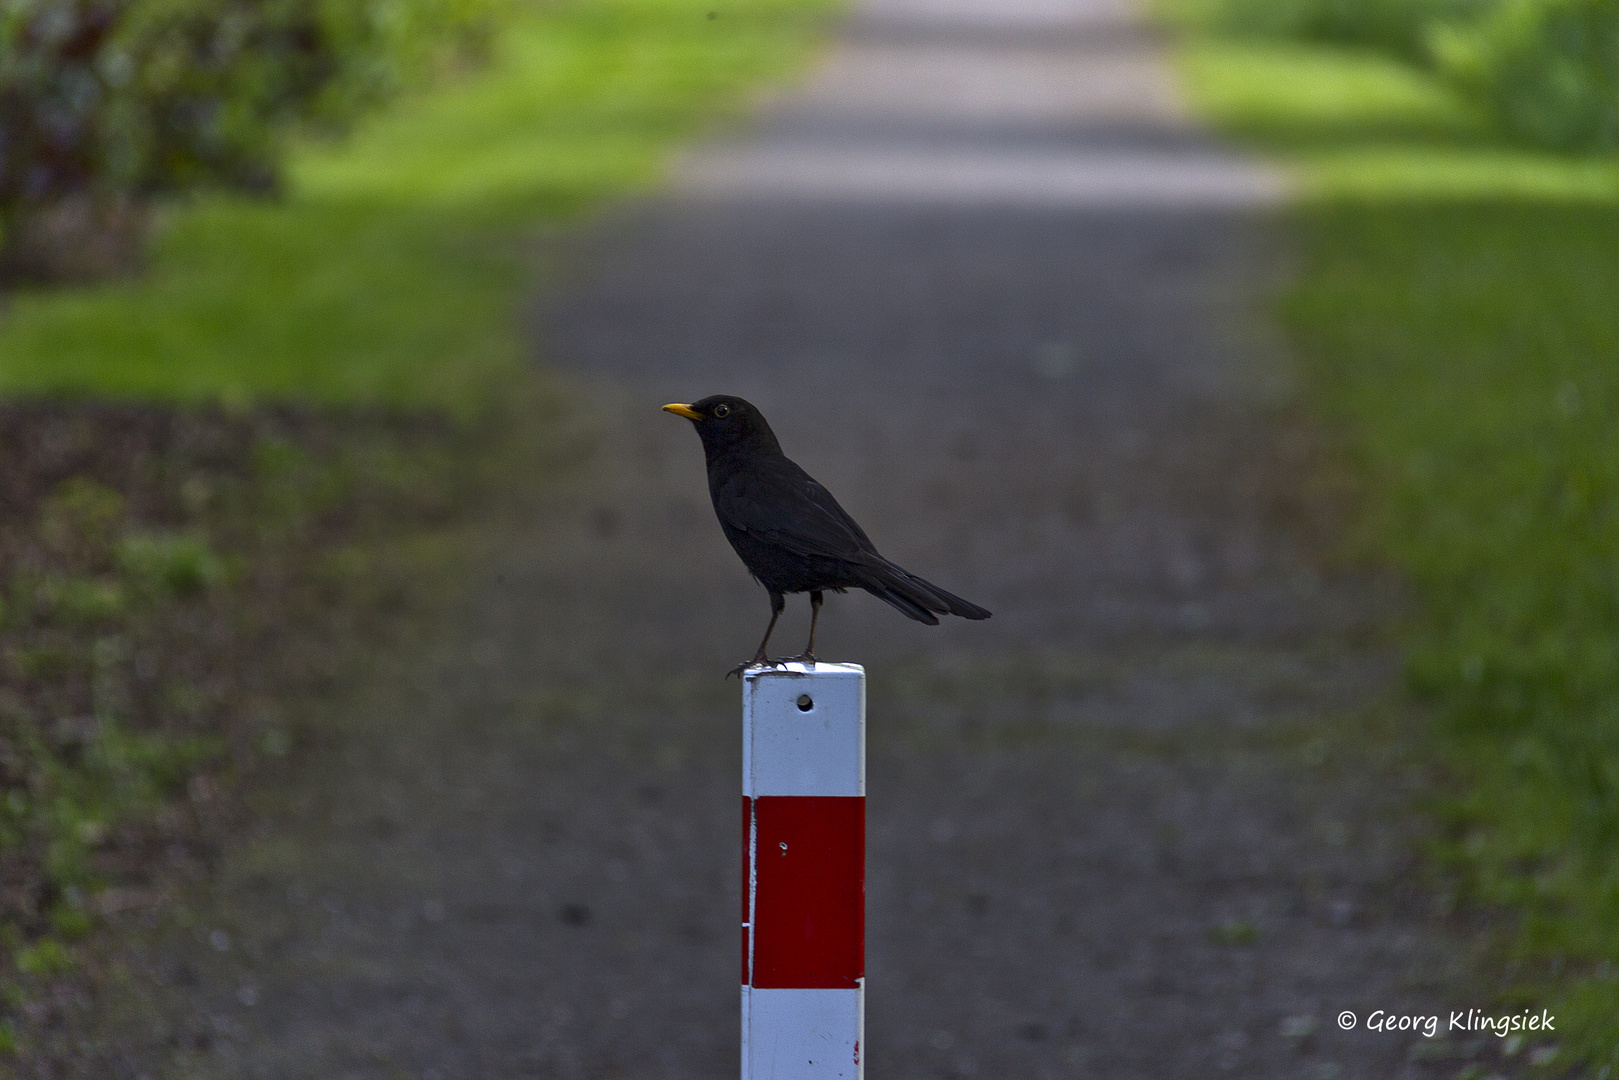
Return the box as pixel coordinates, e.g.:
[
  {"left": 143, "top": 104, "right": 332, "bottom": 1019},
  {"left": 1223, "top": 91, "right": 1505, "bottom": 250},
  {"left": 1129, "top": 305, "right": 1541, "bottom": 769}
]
[
  {"left": 0, "top": 0, "right": 835, "bottom": 1060},
  {"left": 1160, "top": 0, "right": 1619, "bottom": 1067},
  {"left": 1171, "top": 0, "right": 1619, "bottom": 153},
  {"left": 0, "top": 0, "right": 836, "bottom": 409}
]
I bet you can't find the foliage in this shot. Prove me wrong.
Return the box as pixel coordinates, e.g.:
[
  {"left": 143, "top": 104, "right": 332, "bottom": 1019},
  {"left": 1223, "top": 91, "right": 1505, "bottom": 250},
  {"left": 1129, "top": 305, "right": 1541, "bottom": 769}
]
[
  {"left": 0, "top": 403, "right": 514, "bottom": 1052},
  {"left": 1434, "top": 0, "right": 1619, "bottom": 150},
  {"left": 1169, "top": 0, "right": 1619, "bottom": 152},
  {"left": 0, "top": 0, "right": 840, "bottom": 407},
  {"left": 115, "top": 532, "right": 224, "bottom": 596},
  {"left": 1291, "top": 196, "right": 1619, "bottom": 1074},
  {"left": 0, "top": 0, "right": 507, "bottom": 280},
  {"left": 1162, "top": 8, "right": 1619, "bottom": 1066},
  {"left": 1170, "top": 0, "right": 1496, "bottom": 59}
]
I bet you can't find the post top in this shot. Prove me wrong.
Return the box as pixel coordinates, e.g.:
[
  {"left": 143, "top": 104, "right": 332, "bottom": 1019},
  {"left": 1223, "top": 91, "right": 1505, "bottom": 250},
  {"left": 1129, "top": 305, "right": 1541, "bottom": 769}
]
[
  {"left": 742, "top": 661, "right": 864, "bottom": 680},
  {"left": 743, "top": 660, "right": 865, "bottom": 798}
]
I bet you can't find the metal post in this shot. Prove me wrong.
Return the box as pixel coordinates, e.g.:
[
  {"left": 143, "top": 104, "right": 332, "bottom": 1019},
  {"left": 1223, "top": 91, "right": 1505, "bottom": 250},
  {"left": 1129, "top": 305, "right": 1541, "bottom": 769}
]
[{"left": 742, "top": 662, "right": 865, "bottom": 1080}]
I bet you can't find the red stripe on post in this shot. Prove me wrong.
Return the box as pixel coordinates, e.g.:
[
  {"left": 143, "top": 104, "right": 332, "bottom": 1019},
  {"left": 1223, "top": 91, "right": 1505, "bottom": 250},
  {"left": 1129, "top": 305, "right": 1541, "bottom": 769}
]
[{"left": 749, "top": 795, "right": 865, "bottom": 989}]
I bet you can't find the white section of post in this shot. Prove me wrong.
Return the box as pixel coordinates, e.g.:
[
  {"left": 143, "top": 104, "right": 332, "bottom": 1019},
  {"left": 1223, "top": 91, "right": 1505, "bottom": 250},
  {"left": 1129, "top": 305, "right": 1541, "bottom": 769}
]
[
  {"left": 744, "top": 990, "right": 865, "bottom": 1079},
  {"left": 744, "top": 664, "right": 865, "bottom": 799}
]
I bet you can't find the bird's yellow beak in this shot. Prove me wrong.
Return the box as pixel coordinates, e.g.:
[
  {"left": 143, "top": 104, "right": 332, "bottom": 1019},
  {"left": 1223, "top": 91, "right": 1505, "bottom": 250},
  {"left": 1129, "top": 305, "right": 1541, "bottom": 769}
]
[{"left": 662, "top": 403, "right": 703, "bottom": 421}]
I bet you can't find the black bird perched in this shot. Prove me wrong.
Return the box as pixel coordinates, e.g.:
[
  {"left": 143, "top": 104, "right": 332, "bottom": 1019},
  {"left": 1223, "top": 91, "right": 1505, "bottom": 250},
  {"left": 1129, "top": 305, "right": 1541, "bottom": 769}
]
[{"left": 663, "top": 395, "right": 990, "bottom": 676}]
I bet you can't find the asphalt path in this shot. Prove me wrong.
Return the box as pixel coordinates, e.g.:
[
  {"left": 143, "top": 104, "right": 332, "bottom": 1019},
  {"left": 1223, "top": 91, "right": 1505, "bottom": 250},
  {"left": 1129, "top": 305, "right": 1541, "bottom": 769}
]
[{"left": 77, "top": 1, "right": 1499, "bottom": 1077}]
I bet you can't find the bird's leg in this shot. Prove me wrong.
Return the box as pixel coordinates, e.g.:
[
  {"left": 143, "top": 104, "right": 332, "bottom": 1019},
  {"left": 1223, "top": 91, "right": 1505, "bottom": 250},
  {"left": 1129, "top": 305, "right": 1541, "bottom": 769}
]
[
  {"left": 727, "top": 592, "right": 786, "bottom": 679},
  {"left": 782, "top": 590, "right": 822, "bottom": 666},
  {"left": 756, "top": 591, "right": 786, "bottom": 661},
  {"left": 805, "top": 589, "right": 822, "bottom": 661}
]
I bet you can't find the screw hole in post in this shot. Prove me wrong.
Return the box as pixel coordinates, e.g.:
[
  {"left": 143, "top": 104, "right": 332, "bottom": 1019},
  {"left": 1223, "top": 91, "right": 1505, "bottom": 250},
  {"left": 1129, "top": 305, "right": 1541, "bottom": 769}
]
[{"left": 796, "top": 694, "right": 814, "bottom": 712}]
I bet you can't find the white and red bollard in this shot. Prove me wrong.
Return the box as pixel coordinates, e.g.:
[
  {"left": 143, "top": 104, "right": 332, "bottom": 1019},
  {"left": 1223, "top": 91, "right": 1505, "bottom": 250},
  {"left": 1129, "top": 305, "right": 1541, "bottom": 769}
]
[{"left": 741, "top": 662, "right": 865, "bottom": 1080}]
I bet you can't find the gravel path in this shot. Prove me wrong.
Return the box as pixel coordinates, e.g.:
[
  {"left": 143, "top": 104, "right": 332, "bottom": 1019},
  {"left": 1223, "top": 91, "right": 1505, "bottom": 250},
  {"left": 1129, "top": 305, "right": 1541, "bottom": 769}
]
[{"left": 82, "top": 2, "right": 1501, "bottom": 1078}]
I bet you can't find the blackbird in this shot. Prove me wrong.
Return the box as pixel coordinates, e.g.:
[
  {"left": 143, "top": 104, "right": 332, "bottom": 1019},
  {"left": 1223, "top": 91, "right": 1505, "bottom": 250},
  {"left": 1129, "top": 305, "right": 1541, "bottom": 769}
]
[{"left": 663, "top": 395, "right": 990, "bottom": 676}]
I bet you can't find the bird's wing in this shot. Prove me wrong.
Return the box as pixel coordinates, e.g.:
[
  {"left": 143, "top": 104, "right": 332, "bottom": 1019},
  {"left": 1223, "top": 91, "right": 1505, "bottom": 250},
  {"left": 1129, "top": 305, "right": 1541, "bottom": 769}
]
[{"left": 713, "top": 458, "right": 880, "bottom": 563}]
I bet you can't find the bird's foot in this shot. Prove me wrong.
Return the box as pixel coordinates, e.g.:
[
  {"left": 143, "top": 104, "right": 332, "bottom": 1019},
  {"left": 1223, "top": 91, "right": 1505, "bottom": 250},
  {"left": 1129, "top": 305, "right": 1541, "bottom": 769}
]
[
  {"left": 777, "top": 651, "right": 818, "bottom": 667},
  {"left": 725, "top": 655, "right": 785, "bottom": 680}
]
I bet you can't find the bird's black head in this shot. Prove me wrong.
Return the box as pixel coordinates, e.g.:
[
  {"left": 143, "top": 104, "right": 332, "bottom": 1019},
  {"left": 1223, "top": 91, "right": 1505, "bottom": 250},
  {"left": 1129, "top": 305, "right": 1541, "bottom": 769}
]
[{"left": 662, "top": 395, "right": 782, "bottom": 460}]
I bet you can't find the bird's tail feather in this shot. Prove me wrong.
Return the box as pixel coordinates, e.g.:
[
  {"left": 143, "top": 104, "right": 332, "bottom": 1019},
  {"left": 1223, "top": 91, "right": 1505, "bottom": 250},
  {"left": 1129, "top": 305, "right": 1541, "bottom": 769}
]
[{"left": 856, "top": 561, "right": 992, "bottom": 624}]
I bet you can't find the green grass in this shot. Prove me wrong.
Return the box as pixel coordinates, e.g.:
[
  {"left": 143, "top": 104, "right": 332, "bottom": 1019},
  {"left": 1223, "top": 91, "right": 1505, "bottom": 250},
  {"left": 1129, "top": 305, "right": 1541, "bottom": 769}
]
[
  {"left": 0, "top": 0, "right": 837, "bottom": 412},
  {"left": 1159, "top": 6, "right": 1619, "bottom": 1070},
  {"left": 1176, "top": 39, "right": 1619, "bottom": 199}
]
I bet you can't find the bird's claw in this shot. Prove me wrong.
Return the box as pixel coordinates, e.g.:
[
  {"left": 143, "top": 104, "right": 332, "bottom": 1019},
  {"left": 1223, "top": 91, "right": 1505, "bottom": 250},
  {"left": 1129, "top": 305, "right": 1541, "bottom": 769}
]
[
  {"left": 725, "top": 655, "right": 785, "bottom": 680},
  {"left": 724, "top": 653, "right": 820, "bottom": 679}
]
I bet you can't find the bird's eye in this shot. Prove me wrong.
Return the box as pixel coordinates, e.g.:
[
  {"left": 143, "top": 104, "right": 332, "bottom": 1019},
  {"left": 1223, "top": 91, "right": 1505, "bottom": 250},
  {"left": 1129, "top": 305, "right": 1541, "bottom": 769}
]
[{"left": 713, "top": 404, "right": 731, "bottom": 418}]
